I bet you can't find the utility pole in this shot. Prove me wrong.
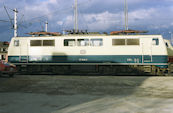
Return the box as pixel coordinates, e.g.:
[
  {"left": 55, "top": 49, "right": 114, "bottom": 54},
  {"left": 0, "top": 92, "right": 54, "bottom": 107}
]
[
  {"left": 74, "top": 0, "right": 78, "bottom": 32},
  {"left": 45, "top": 21, "right": 48, "bottom": 32},
  {"left": 13, "top": 8, "right": 18, "bottom": 37},
  {"left": 124, "top": 0, "right": 128, "bottom": 31}
]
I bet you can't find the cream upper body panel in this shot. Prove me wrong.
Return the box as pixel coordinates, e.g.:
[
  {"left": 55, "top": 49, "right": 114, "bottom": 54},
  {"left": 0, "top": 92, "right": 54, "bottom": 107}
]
[{"left": 8, "top": 35, "right": 167, "bottom": 56}]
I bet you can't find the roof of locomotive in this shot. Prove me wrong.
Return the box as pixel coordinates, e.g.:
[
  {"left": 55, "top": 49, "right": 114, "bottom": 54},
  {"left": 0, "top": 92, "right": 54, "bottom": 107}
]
[{"left": 13, "top": 34, "right": 163, "bottom": 39}]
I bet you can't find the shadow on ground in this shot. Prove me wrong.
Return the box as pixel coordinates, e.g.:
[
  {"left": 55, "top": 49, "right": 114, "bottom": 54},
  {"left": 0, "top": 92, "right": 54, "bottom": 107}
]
[{"left": 0, "top": 75, "right": 151, "bottom": 113}]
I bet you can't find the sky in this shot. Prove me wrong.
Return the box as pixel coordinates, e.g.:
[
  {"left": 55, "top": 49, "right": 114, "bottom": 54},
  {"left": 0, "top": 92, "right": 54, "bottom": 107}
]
[{"left": 0, "top": 0, "right": 173, "bottom": 41}]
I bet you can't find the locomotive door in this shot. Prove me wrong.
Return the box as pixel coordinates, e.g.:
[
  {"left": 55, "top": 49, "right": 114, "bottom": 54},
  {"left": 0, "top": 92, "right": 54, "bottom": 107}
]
[
  {"left": 19, "top": 39, "right": 29, "bottom": 63},
  {"left": 142, "top": 42, "right": 152, "bottom": 63}
]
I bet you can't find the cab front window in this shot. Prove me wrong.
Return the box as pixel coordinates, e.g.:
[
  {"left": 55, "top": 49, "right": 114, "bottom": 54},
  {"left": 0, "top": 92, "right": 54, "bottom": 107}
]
[{"left": 14, "top": 40, "right": 19, "bottom": 47}]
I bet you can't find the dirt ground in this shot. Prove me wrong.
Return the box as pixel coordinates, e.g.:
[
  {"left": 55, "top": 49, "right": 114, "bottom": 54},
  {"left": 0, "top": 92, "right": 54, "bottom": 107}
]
[{"left": 0, "top": 75, "right": 173, "bottom": 113}]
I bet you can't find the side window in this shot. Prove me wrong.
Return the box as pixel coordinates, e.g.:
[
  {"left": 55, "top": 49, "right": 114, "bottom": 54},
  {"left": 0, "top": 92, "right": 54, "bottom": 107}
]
[
  {"left": 2, "top": 48, "right": 6, "bottom": 52},
  {"left": 127, "top": 39, "right": 139, "bottom": 45},
  {"left": 30, "top": 40, "right": 42, "bottom": 46},
  {"left": 90, "top": 39, "right": 103, "bottom": 46},
  {"left": 43, "top": 40, "right": 55, "bottom": 46},
  {"left": 14, "top": 40, "right": 19, "bottom": 46},
  {"left": 77, "top": 39, "right": 89, "bottom": 46},
  {"left": 152, "top": 38, "right": 159, "bottom": 45},
  {"left": 112, "top": 39, "right": 125, "bottom": 46},
  {"left": 64, "top": 39, "right": 76, "bottom": 46}
]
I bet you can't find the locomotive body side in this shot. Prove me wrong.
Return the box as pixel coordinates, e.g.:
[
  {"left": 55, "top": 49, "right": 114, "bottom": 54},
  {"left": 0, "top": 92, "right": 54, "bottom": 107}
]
[{"left": 7, "top": 35, "right": 168, "bottom": 75}]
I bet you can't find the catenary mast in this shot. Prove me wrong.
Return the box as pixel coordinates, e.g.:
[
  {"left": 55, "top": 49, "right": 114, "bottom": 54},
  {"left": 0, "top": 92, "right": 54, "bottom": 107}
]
[
  {"left": 124, "top": 0, "right": 128, "bottom": 31},
  {"left": 74, "top": 0, "right": 78, "bottom": 32},
  {"left": 13, "top": 8, "right": 18, "bottom": 37}
]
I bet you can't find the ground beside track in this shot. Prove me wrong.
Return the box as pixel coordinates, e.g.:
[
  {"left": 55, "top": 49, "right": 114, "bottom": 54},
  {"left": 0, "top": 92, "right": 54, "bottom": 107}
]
[{"left": 0, "top": 75, "right": 173, "bottom": 113}]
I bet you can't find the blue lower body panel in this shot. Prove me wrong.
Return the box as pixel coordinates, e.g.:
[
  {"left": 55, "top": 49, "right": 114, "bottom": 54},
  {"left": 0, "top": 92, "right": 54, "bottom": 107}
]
[{"left": 8, "top": 55, "right": 168, "bottom": 68}]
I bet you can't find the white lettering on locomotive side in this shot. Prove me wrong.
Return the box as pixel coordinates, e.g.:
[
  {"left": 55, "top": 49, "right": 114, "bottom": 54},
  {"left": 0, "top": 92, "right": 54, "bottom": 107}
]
[{"left": 79, "top": 58, "right": 88, "bottom": 61}]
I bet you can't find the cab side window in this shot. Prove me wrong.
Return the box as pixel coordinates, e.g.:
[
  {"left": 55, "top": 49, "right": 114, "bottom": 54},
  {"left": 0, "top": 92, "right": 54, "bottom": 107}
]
[{"left": 152, "top": 38, "right": 159, "bottom": 45}]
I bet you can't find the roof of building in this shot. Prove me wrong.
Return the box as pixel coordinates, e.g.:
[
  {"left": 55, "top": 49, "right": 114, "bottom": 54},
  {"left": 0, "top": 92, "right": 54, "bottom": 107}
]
[{"left": 0, "top": 42, "right": 9, "bottom": 47}]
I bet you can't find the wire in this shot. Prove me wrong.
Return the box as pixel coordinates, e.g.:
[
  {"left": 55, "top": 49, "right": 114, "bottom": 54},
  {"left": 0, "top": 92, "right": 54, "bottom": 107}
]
[
  {"left": 78, "top": 7, "right": 88, "bottom": 30},
  {"left": 3, "top": 4, "right": 14, "bottom": 11},
  {"left": 26, "top": 6, "right": 73, "bottom": 22},
  {"left": 3, "top": 5, "right": 13, "bottom": 26},
  {"left": 0, "top": 20, "right": 9, "bottom": 22},
  {"left": 25, "top": 0, "right": 92, "bottom": 22}
]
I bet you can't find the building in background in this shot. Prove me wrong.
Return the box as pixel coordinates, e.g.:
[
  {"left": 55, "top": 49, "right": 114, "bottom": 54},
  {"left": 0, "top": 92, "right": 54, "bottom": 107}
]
[{"left": 0, "top": 42, "right": 9, "bottom": 61}]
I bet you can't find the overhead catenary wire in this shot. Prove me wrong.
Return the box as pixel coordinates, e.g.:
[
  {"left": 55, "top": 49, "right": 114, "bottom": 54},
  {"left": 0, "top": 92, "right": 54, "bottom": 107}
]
[
  {"left": 19, "top": 6, "right": 74, "bottom": 31},
  {"left": 24, "top": 0, "right": 93, "bottom": 22},
  {"left": 61, "top": 0, "right": 93, "bottom": 31},
  {"left": 1, "top": 0, "right": 173, "bottom": 36},
  {"left": 77, "top": 7, "right": 89, "bottom": 31},
  {"left": 4, "top": 5, "right": 13, "bottom": 27},
  {"left": 0, "top": 20, "right": 9, "bottom": 22}
]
